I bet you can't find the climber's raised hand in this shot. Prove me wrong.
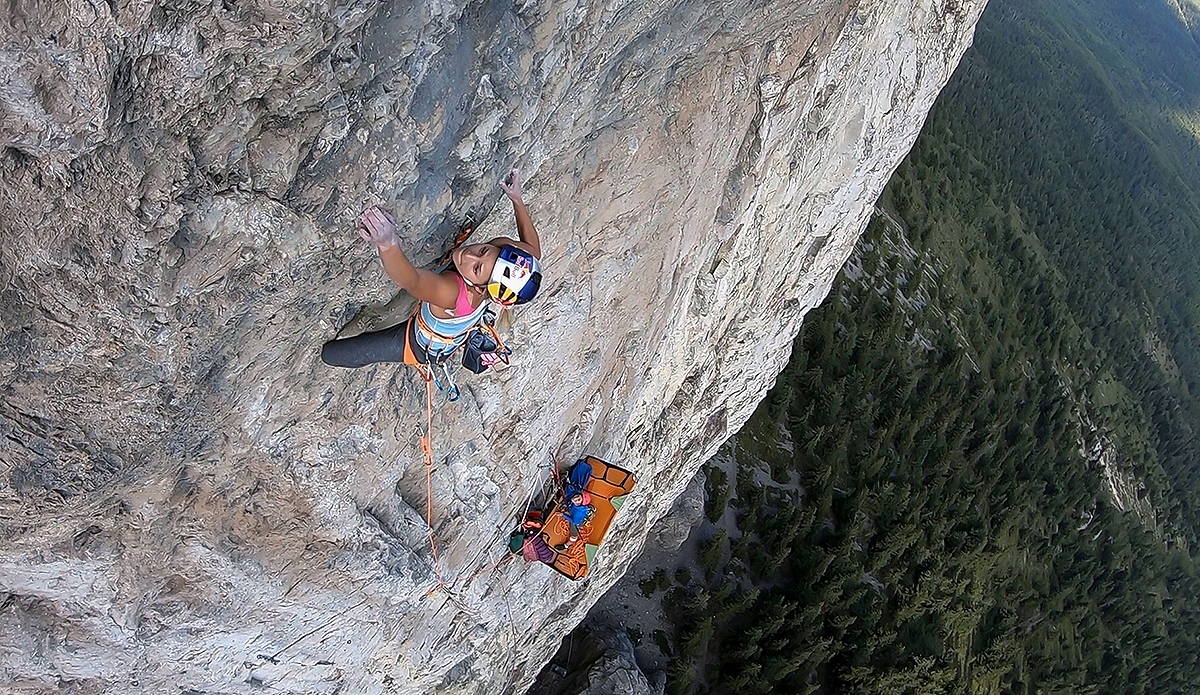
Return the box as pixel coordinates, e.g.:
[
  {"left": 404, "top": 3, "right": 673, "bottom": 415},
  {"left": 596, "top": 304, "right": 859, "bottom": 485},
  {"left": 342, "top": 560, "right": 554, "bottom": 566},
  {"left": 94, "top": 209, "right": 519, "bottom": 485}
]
[
  {"left": 357, "top": 206, "right": 456, "bottom": 306},
  {"left": 499, "top": 167, "right": 523, "bottom": 203},
  {"left": 497, "top": 167, "right": 540, "bottom": 258},
  {"left": 358, "top": 206, "right": 398, "bottom": 250}
]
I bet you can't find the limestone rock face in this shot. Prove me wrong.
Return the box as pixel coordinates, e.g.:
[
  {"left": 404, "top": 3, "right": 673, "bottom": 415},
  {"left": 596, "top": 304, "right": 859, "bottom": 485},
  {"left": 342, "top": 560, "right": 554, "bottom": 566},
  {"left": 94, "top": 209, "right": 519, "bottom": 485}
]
[
  {"left": 645, "top": 469, "right": 705, "bottom": 553},
  {"left": 528, "top": 626, "right": 663, "bottom": 695},
  {"left": 0, "top": 1, "right": 985, "bottom": 693}
]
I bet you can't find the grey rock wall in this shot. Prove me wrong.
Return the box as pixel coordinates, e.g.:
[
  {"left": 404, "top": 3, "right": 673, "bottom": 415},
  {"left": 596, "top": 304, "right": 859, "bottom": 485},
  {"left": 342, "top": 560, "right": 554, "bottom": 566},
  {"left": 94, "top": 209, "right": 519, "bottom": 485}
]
[
  {"left": 645, "top": 469, "right": 705, "bottom": 553},
  {"left": 0, "top": 0, "right": 985, "bottom": 693},
  {"left": 528, "top": 626, "right": 663, "bottom": 695}
]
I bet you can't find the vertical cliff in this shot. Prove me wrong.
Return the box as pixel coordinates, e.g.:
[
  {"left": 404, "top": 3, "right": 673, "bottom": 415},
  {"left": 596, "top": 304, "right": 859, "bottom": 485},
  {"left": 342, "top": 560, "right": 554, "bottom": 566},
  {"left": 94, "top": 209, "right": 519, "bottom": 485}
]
[{"left": 0, "top": 0, "right": 985, "bottom": 692}]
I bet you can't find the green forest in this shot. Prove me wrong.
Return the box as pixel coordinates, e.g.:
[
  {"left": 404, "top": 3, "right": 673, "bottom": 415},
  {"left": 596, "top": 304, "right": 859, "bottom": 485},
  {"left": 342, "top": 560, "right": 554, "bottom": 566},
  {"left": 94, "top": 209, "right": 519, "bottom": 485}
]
[{"left": 638, "top": 0, "right": 1200, "bottom": 692}]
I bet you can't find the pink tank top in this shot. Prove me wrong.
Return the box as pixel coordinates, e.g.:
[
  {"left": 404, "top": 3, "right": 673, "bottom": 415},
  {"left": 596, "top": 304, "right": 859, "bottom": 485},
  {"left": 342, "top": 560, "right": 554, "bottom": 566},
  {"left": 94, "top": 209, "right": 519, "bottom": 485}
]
[{"left": 452, "top": 274, "right": 477, "bottom": 317}]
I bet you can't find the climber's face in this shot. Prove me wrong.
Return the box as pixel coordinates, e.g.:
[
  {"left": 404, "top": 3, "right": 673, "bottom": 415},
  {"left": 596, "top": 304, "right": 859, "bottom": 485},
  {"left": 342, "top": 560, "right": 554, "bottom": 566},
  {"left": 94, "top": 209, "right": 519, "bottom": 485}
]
[
  {"left": 570, "top": 493, "right": 584, "bottom": 506},
  {"left": 453, "top": 243, "right": 501, "bottom": 286}
]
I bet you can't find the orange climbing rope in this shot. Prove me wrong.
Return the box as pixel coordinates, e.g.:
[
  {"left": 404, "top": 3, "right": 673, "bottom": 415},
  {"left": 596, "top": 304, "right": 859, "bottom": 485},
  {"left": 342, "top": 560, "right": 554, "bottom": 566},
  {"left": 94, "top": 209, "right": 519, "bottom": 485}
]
[
  {"left": 409, "top": 224, "right": 484, "bottom": 597},
  {"left": 417, "top": 367, "right": 446, "bottom": 595}
]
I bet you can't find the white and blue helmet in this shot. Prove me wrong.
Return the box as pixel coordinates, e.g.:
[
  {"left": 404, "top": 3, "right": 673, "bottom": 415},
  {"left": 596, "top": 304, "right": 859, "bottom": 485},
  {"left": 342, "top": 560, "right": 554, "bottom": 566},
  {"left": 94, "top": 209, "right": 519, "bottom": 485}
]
[{"left": 487, "top": 245, "right": 542, "bottom": 306}]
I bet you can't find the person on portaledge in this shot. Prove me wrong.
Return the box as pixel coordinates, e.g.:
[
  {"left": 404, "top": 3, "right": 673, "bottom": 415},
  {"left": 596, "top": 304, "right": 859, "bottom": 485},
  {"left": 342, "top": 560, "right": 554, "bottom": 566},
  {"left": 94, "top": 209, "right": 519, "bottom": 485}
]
[
  {"left": 321, "top": 168, "right": 542, "bottom": 374},
  {"left": 556, "top": 490, "right": 593, "bottom": 552}
]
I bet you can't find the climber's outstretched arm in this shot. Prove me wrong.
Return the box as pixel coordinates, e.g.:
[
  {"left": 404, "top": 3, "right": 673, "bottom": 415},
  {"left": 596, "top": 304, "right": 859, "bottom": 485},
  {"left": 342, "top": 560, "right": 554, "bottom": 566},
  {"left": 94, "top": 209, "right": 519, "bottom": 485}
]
[
  {"left": 499, "top": 167, "right": 542, "bottom": 258},
  {"left": 359, "top": 207, "right": 458, "bottom": 309}
]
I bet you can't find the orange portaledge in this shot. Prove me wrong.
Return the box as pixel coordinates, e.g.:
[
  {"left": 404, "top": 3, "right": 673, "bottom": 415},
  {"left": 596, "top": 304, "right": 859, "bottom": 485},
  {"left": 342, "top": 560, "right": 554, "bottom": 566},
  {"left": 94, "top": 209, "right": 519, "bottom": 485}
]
[{"left": 540, "top": 456, "right": 636, "bottom": 580}]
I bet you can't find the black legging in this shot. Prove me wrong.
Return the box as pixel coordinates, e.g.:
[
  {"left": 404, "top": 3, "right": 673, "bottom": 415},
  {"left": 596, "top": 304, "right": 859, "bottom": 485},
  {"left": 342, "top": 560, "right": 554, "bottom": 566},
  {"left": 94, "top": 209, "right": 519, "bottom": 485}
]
[{"left": 321, "top": 319, "right": 429, "bottom": 368}]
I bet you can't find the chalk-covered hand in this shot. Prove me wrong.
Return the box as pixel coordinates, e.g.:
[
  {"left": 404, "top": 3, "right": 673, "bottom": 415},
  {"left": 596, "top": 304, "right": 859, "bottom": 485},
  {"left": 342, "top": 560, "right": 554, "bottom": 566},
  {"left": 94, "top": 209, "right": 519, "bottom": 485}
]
[
  {"left": 499, "top": 167, "right": 523, "bottom": 203},
  {"left": 358, "top": 206, "right": 398, "bottom": 250}
]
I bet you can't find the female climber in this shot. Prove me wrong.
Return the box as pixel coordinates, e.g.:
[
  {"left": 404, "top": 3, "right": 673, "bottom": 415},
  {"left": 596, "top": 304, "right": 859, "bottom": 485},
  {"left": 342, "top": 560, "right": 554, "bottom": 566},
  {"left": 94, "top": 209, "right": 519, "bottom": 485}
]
[{"left": 321, "top": 168, "right": 542, "bottom": 369}]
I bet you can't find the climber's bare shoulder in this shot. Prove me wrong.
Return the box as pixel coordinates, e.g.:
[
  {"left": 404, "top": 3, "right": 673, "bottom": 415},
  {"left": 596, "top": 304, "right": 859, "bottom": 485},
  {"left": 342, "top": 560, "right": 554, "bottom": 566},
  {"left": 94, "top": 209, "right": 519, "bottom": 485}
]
[{"left": 408, "top": 266, "right": 461, "bottom": 310}]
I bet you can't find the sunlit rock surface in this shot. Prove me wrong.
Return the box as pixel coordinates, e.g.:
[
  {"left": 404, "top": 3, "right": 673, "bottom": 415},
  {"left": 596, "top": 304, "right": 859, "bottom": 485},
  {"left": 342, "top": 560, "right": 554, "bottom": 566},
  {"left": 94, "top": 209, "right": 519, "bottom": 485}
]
[{"left": 0, "top": 0, "right": 985, "bottom": 692}]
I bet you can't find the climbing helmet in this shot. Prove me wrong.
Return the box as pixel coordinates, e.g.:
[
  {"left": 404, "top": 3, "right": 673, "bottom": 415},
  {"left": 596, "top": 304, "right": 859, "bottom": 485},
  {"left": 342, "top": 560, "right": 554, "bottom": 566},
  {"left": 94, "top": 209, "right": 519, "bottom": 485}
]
[{"left": 487, "top": 244, "right": 542, "bottom": 306}]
